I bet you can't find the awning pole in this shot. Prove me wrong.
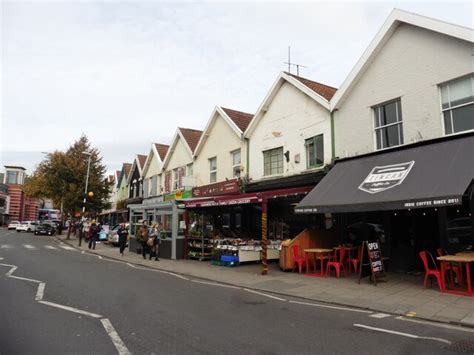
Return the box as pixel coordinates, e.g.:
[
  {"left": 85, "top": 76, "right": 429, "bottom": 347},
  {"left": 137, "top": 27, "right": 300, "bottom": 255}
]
[{"left": 261, "top": 198, "right": 268, "bottom": 275}]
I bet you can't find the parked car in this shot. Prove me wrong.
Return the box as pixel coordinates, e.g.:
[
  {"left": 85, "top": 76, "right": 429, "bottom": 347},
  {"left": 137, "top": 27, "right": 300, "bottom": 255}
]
[
  {"left": 8, "top": 221, "right": 21, "bottom": 230},
  {"left": 16, "top": 221, "right": 38, "bottom": 233},
  {"left": 107, "top": 224, "right": 129, "bottom": 246},
  {"left": 34, "top": 223, "right": 57, "bottom": 236}
]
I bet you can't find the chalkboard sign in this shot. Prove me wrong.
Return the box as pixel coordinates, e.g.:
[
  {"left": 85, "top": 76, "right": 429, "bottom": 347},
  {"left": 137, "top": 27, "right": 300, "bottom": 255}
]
[{"left": 358, "top": 240, "right": 386, "bottom": 285}]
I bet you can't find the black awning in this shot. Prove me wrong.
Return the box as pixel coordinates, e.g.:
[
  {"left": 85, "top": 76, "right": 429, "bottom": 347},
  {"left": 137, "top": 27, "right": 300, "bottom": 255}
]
[{"left": 296, "top": 133, "right": 474, "bottom": 213}]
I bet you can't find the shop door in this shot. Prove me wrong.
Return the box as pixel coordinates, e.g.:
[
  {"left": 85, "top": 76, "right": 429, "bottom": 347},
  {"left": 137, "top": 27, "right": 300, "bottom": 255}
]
[{"left": 390, "top": 213, "right": 417, "bottom": 272}]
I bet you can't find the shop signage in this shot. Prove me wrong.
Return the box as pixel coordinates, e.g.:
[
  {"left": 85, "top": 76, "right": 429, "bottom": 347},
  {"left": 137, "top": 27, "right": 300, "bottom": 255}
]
[
  {"left": 185, "top": 196, "right": 261, "bottom": 208},
  {"left": 358, "top": 161, "right": 414, "bottom": 194},
  {"left": 192, "top": 179, "right": 241, "bottom": 197},
  {"left": 164, "top": 190, "right": 193, "bottom": 201},
  {"left": 359, "top": 240, "right": 386, "bottom": 285},
  {"left": 143, "top": 196, "right": 164, "bottom": 205}
]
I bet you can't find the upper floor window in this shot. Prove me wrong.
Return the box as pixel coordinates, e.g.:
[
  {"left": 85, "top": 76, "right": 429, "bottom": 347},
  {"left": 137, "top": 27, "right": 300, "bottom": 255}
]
[
  {"left": 441, "top": 75, "right": 474, "bottom": 135},
  {"left": 263, "top": 147, "right": 283, "bottom": 176},
  {"left": 209, "top": 157, "right": 217, "bottom": 183},
  {"left": 374, "top": 99, "right": 403, "bottom": 150},
  {"left": 186, "top": 163, "right": 193, "bottom": 177},
  {"left": 172, "top": 168, "right": 179, "bottom": 190},
  {"left": 305, "top": 135, "right": 324, "bottom": 168},
  {"left": 231, "top": 149, "right": 241, "bottom": 178},
  {"left": 6, "top": 171, "right": 18, "bottom": 184}
]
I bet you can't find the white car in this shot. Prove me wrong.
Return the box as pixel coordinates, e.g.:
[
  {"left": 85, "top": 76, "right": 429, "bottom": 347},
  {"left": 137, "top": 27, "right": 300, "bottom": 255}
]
[
  {"left": 8, "top": 221, "right": 21, "bottom": 230},
  {"left": 107, "top": 224, "right": 129, "bottom": 246},
  {"left": 16, "top": 221, "right": 38, "bottom": 233}
]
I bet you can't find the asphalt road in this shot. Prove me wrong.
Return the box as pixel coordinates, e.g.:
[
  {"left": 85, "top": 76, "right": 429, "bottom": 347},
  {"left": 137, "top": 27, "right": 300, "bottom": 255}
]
[{"left": 1, "top": 228, "right": 473, "bottom": 355}]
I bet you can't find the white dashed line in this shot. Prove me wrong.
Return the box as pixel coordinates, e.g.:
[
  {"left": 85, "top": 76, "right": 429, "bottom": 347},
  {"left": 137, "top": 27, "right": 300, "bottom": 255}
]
[
  {"left": 290, "top": 300, "right": 373, "bottom": 313},
  {"left": 38, "top": 300, "right": 103, "bottom": 318},
  {"left": 23, "top": 244, "right": 37, "bottom": 250},
  {"left": 59, "top": 245, "right": 76, "bottom": 251},
  {"left": 100, "top": 318, "right": 131, "bottom": 355},
  {"left": 44, "top": 245, "right": 58, "bottom": 250},
  {"left": 370, "top": 313, "right": 391, "bottom": 319},
  {"left": 0, "top": 244, "right": 13, "bottom": 249},
  {"left": 190, "top": 279, "right": 240, "bottom": 289},
  {"left": 243, "top": 288, "right": 287, "bottom": 301},
  {"left": 35, "top": 282, "right": 46, "bottom": 301},
  {"left": 353, "top": 324, "right": 452, "bottom": 344}
]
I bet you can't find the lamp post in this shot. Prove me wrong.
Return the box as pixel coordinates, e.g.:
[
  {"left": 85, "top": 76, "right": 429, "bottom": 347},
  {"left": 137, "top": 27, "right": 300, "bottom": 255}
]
[{"left": 82, "top": 151, "right": 92, "bottom": 214}]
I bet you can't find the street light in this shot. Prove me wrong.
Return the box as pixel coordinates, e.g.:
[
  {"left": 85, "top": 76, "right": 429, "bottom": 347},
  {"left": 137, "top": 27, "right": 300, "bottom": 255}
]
[{"left": 82, "top": 151, "right": 92, "bottom": 214}]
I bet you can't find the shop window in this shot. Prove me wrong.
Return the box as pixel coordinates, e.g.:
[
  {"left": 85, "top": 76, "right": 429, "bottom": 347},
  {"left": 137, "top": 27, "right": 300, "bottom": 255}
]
[
  {"left": 6, "top": 171, "right": 18, "bottom": 184},
  {"left": 263, "top": 147, "right": 283, "bottom": 176},
  {"left": 186, "top": 163, "right": 193, "bottom": 177},
  {"left": 374, "top": 99, "right": 403, "bottom": 150},
  {"left": 222, "top": 214, "right": 230, "bottom": 228},
  {"left": 172, "top": 168, "right": 179, "bottom": 190},
  {"left": 305, "top": 134, "right": 324, "bottom": 168},
  {"left": 209, "top": 157, "right": 217, "bottom": 183},
  {"left": 231, "top": 149, "right": 241, "bottom": 178},
  {"left": 235, "top": 213, "right": 242, "bottom": 228},
  {"left": 440, "top": 75, "right": 474, "bottom": 135}
]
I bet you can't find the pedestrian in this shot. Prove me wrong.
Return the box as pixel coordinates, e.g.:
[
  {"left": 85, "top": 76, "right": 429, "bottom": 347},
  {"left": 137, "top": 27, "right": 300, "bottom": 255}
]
[
  {"left": 138, "top": 221, "right": 149, "bottom": 259},
  {"left": 88, "top": 220, "right": 99, "bottom": 250},
  {"left": 148, "top": 223, "right": 160, "bottom": 261},
  {"left": 77, "top": 220, "right": 84, "bottom": 246},
  {"left": 117, "top": 223, "right": 128, "bottom": 256}
]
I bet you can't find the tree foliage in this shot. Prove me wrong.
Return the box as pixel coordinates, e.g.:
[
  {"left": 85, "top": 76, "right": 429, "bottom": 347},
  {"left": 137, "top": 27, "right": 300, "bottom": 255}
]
[{"left": 24, "top": 136, "right": 112, "bottom": 217}]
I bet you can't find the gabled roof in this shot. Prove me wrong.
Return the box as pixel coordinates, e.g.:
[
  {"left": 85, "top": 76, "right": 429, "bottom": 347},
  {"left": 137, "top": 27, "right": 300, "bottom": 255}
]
[
  {"left": 108, "top": 175, "right": 114, "bottom": 184},
  {"left": 142, "top": 143, "right": 170, "bottom": 177},
  {"left": 285, "top": 73, "right": 337, "bottom": 101},
  {"left": 114, "top": 170, "right": 121, "bottom": 187},
  {"left": 179, "top": 128, "right": 202, "bottom": 153},
  {"left": 162, "top": 127, "right": 203, "bottom": 169},
  {"left": 221, "top": 107, "right": 254, "bottom": 132},
  {"left": 244, "top": 71, "right": 335, "bottom": 137},
  {"left": 154, "top": 143, "right": 169, "bottom": 161},
  {"left": 194, "top": 106, "right": 254, "bottom": 156},
  {"left": 127, "top": 154, "right": 147, "bottom": 184},
  {"left": 117, "top": 163, "right": 132, "bottom": 187},
  {"left": 331, "top": 9, "right": 473, "bottom": 110}
]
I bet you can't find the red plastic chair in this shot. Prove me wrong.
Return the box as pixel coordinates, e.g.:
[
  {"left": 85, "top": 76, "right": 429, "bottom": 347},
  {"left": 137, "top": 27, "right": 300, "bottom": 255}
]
[
  {"left": 350, "top": 246, "right": 363, "bottom": 273},
  {"left": 326, "top": 247, "right": 347, "bottom": 278},
  {"left": 292, "top": 245, "right": 306, "bottom": 274},
  {"left": 437, "top": 248, "right": 463, "bottom": 286},
  {"left": 419, "top": 251, "right": 443, "bottom": 291}
]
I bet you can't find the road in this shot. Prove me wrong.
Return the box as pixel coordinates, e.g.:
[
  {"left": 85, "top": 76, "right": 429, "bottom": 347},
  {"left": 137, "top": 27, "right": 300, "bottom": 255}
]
[{"left": 1, "top": 228, "right": 473, "bottom": 355}]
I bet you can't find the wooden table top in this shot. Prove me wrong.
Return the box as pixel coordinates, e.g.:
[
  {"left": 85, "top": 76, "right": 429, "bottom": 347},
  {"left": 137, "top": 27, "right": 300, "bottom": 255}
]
[
  {"left": 333, "top": 246, "right": 358, "bottom": 250},
  {"left": 456, "top": 251, "right": 474, "bottom": 257},
  {"left": 304, "top": 248, "right": 333, "bottom": 253},
  {"left": 437, "top": 254, "right": 474, "bottom": 263}
]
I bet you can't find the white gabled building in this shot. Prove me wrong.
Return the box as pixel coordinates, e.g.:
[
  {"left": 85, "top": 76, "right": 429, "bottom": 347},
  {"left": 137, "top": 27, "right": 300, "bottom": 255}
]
[
  {"left": 142, "top": 143, "right": 169, "bottom": 200},
  {"left": 331, "top": 9, "right": 473, "bottom": 158},
  {"left": 244, "top": 71, "right": 337, "bottom": 184}
]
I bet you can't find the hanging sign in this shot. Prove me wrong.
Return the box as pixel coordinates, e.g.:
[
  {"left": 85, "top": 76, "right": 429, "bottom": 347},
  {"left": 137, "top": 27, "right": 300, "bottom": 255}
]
[{"left": 192, "top": 179, "right": 241, "bottom": 197}]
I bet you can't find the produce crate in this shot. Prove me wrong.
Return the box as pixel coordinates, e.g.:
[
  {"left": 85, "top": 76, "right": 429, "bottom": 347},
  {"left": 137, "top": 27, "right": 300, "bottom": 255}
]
[
  {"left": 221, "top": 255, "right": 239, "bottom": 263},
  {"left": 211, "top": 260, "right": 222, "bottom": 266},
  {"left": 221, "top": 261, "right": 240, "bottom": 267}
]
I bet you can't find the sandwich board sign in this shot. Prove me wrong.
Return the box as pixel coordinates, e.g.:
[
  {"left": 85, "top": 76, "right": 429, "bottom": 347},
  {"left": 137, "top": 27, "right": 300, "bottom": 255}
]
[{"left": 358, "top": 240, "right": 386, "bottom": 285}]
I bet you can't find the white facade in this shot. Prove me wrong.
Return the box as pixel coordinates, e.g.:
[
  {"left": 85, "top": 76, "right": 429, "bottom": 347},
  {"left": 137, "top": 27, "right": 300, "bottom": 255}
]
[
  {"left": 246, "top": 80, "right": 332, "bottom": 182},
  {"left": 333, "top": 21, "right": 473, "bottom": 158},
  {"left": 162, "top": 131, "right": 194, "bottom": 193},
  {"left": 142, "top": 144, "right": 167, "bottom": 198},
  {"left": 193, "top": 108, "right": 247, "bottom": 186}
]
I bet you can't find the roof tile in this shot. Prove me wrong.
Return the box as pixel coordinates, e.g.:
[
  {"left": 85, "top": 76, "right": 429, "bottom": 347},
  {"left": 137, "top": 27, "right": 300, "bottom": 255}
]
[
  {"left": 154, "top": 143, "right": 169, "bottom": 161},
  {"left": 137, "top": 155, "right": 147, "bottom": 170},
  {"left": 221, "top": 107, "right": 254, "bottom": 132},
  {"left": 179, "top": 128, "right": 203, "bottom": 153},
  {"left": 285, "top": 72, "right": 337, "bottom": 101}
]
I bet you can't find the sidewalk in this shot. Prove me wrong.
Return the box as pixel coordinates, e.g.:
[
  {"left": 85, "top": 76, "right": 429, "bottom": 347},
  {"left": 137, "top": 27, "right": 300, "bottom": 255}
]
[{"left": 58, "top": 235, "right": 474, "bottom": 328}]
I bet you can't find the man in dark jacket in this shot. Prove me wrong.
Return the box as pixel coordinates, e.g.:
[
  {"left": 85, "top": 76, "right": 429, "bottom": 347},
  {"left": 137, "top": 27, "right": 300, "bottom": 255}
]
[
  {"left": 117, "top": 223, "right": 128, "bottom": 256},
  {"left": 138, "top": 221, "right": 149, "bottom": 259},
  {"left": 88, "top": 220, "right": 99, "bottom": 250}
]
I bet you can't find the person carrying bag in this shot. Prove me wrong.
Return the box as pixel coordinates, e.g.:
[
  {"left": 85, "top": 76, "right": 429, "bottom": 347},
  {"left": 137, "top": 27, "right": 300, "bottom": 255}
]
[{"left": 138, "top": 221, "right": 149, "bottom": 260}]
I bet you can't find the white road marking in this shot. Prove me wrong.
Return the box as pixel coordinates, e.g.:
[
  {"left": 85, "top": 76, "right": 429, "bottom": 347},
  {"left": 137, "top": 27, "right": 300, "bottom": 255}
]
[
  {"left": 44, "top": 245, "right": 58, "bottom": 250},
  {"left": 395, "top": 316, "right": 474, "bottom": 333},
  {"left": 59, "top": 245, "right": 76, "bottom": 251},
  {"left": 243, "top": 288, "right": 287, "bottom": 301},
  {"left": 100, "top": 318, "right": 131, "bottom": 355},
  {"left": 126, "top": 263, "right": 137, "bottom": 268},
  {"left": 38, "top": 300, "right": 103, "bottom": 318},
  {"left": 1, "top": 244, "right": 13, "bottom": 249},
  {"left": 81, "top": 251, "right": 85, "bottom": 254},
  {"left": 190, "top": 279, "right": 240, "bottom": 289},
  {"left": 370, "top": 313, "right": 391, "bottom": 319},
  {"left": 35, "top": 282, "right": 46, "bottom": 301},
  {"left": 353, "top": 324, "right": 452, "bottom": 345},
  {"left": 23, "top": 244, "right": 37, "bottom": 250},
  {"left": 290, "top": 300, "right": 373, "bottom": 314}
]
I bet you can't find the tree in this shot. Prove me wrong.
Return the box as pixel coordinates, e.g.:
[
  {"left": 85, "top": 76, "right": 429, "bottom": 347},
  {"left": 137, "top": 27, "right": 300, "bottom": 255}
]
[{"left": 25, "top": 136, "right": 113, "bottom": 226}]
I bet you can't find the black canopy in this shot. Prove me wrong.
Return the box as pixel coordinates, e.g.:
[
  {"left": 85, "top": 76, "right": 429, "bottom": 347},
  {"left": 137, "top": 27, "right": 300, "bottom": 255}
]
[{"left": 295, "top": 133, "right": 473, "bottom": 213}]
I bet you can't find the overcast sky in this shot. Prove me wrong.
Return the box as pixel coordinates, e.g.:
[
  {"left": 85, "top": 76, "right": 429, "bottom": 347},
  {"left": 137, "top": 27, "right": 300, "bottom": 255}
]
[{"left": 1, "top": 1, "right": 472, "bottom": 175}]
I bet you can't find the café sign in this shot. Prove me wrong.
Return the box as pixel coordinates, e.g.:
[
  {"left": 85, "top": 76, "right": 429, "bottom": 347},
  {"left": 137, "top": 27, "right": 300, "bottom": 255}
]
[
  {"left": 192, "top": 179, "right": 241, "bottom": 197},
  {"left": 359, "top": 161, "right": 414, "bottom": 194}
]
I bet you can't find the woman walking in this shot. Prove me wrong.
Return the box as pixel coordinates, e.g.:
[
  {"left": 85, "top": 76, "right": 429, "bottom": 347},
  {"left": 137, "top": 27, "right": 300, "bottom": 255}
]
[
  {"left": 138, "top": 221, "right": 149, "bottom": 259},
  {"left": 148, "top": 223, "right": 161, "bottom": 261},
  {"left": 88, "top": 220, "right": 99, "bottom": 250},
  {"left": 117, "top": 223, "right": 128, "bottom": 256}
]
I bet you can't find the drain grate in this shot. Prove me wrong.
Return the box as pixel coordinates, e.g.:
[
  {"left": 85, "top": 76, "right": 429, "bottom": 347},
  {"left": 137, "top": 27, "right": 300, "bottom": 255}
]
[{"left": 448, "top": 340, "right": 474, "bottom": 354}]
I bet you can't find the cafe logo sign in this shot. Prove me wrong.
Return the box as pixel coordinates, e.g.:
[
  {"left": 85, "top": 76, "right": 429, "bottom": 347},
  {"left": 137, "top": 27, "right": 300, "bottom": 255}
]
[{"left": 359, "top": 161, "right": 414, "bottom": 194}]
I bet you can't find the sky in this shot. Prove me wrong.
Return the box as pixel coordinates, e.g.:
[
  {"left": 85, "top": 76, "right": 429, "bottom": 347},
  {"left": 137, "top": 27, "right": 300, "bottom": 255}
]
[{"left": 1, "top": 1, "right": 472, "bottom": 176}]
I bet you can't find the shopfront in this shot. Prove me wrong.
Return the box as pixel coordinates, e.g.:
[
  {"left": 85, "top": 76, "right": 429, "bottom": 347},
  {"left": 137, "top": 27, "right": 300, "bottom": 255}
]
[
  {"left": 296, "top": 132, "right": 474, "bottom": 272},
  {"left": 128, "top": 196, "right": 187, "bottom": 259},
  {"left": 182, "top": 180, "right": 316, "bottom": 273}
]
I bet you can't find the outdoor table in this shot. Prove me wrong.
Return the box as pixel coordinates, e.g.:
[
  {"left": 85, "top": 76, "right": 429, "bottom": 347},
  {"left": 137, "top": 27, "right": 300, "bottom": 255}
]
[
  {"left": 333, "top": 246, "right": 358, "bottom": 273},
  {"left": 437, "top": 254, "right": 474, "bottom": 296},
  {"left": 304, "top": 248, "right": 333, "bottom": 277}
]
